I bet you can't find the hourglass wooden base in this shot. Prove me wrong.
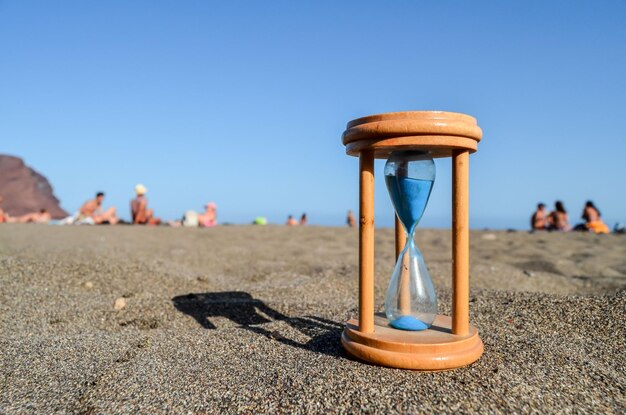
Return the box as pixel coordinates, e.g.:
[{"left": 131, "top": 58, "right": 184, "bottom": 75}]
[{"left": 341, "top": 314, "right": 483, "bottom": 371}]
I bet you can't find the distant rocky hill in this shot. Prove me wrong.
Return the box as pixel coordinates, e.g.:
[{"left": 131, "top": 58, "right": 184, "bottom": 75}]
[{"left": 0, "top": 155, "right": 68, "bottom": 219}]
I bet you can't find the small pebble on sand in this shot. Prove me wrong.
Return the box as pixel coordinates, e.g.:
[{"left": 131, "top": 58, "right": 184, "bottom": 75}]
[{"left": 114, "top": 297, "right": 126, "bottom": 310}]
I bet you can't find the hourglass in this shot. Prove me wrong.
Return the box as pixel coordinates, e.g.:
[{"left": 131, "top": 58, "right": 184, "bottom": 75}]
[{"left": 340, "top": 111, "right": 484, "bottom": 370}]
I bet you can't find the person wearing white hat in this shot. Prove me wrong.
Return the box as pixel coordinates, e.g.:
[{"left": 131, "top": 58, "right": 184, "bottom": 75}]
[
  {"left": 130, "top": 184, "right": 161, "bottom": 225},
  {"left": 134, "top": 184, "right": 147, "bottom": 196}
]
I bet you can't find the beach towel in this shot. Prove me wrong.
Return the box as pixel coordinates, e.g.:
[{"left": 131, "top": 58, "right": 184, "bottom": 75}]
[
  {"left": 587, "top": 220, "right": 609, "bottom": 234},
  {"left": 58, "top": 212, "right": 95, "bottom": 225},
  {"left": 253, "top": 217, "right": 267, "bottom": 225},
  {"left": 182, "top": 210, "right": 199, "bottom": 227}
]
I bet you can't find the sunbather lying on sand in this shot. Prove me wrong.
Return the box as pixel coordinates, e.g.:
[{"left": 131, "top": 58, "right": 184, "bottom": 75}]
[
  {"left": 0, "top": 195, "right": 51, "bottom": 223},
  {"left": 8, "top": 209, "right": 51, "bottom": 223},
  {"left": 21, "top": 209, "right": 51, "bottom": 223},
  {"left": 79, "top": 192, "right": 119, "bottom": 224}
]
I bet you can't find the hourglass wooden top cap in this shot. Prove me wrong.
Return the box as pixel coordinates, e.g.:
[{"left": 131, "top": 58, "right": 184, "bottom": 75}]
[{"left": 342, "top": 111, "right": 483, "bottom": 159}]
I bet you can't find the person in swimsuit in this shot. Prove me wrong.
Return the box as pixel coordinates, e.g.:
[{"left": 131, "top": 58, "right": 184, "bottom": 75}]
[
  {"left": 547, "top": 201, "right": 571, "bottom": 231},
  {"left": 0, "top": 195, "right": 51, "bottom": 223},
  {"left": 347, "top": 210, "right": 356, "bottom": 228},
  {"left": 130, "top": 184, "right": 161, "bottom": 225},
  {"left": 531, "top": 203, "right": 548, "bottom": 231},
  {"left": 286, "top": 215, "right": 298, "bottom": 226},
  {"left": 16, "top": 209, "right": 51, "bottom": 223},
  {"left": 0, "top": 195, "right": 6, "bottom": 223},
  {"left": 299, "top": 213, "right": 307, "bottom": 226},
  {"left": 197, "top": 202, "right": 217, "bottom": 227},
  {"left": 581, "top": 201, "right": 609, "bottom": 234},
  {"left": 79, "top": 192, "right": 119, "bottom": 224}
]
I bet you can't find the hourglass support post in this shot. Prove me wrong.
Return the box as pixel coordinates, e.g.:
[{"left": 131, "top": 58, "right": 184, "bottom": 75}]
[
  {"left": 359, "top": 149, "right": 375, "bottom": 333},
  {"left": 394, "top": 215, "right": 405, "bottom": 258},
  {"left": 395, "top": 215, "right": 411, "bottom": 315},
  {"left": 452, "top": 149, "right": 470, "bottom": 336}
]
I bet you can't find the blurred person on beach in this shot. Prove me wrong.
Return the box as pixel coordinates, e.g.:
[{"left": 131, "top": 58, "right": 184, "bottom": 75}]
[
  {"left": 0, "top": 195, "right": 51, "bottom": 223},
  {"left": 7, "top": 208, "right": 51, "bottom": 223},
  {"left": 347, "top": 210, "right": 356, "bottom": 228},
  {"left": 170, "top": 202, "right": 217, "bottom": 228},
  {"left": 580, "top": 201, "right": 609, "bottom": 234},
  {"left": 16, "top": 209, "right": 51, "bottom": 223},
  {"left": 547, "top": 201, "right": 571, "bottom": 231},
  {"left": 0, "top": 195, "right": 6, "bottom": 223},
  {"left": 79, "top": 192, "right": 119, "bottom": 224},
  {"left": 530, "top": 203, "right": 548, "bottom": 230},
  {"left": 197, "top": 202, "right": 217, "bottom": 227},
  {"left": 169, "top": 202, "right": 217, "bottom": 228},
  {"left": 131, "top": 184, "right": 161, "bottom": 225},
  {"left": 286, "top": 215, "right": 298, "bottom": 226},
  {"left": 299, "top": 213, "right": 307, "bottom": 226}
]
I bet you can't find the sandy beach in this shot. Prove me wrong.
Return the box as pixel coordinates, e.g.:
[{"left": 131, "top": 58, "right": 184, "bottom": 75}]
[{"left": 0, "top": 224, "right": 624, "bottom": 413}]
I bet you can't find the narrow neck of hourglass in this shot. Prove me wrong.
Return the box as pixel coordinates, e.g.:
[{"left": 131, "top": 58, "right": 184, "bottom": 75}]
[
  {"left": 402, "top": 221, "right": 418, "bottom": 240},
  {"left": 400, "top": 229, "right": 417, "bottom": 257}
]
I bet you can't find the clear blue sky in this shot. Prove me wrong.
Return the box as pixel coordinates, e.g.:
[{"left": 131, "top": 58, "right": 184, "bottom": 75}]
[{"left": 1, "top": 1, "right": 625, "bottom": 228}]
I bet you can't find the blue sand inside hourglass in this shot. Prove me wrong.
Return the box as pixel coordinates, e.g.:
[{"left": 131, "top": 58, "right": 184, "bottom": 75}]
[
  {"left": 385, "top": 175, "right": 435, "bottom": 331},
  {"left": 385, "top": 176, "right": 434, "bottom": 234},
  {"left": 390, "top": 315, "right": 429, "bottom": 331}
]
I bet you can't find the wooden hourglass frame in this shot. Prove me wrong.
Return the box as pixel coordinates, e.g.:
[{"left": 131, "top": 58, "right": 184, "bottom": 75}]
[{"left": 340, "top": 111, "right": 484, "bottom": 371}]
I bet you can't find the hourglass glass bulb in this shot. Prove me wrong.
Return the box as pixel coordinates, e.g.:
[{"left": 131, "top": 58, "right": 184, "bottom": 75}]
[
  {"left": 384, "top": 151, "right": 438, "bottom": 331},
  {"left": 385, "top": 151, "right": 436, "bottom": 233}
]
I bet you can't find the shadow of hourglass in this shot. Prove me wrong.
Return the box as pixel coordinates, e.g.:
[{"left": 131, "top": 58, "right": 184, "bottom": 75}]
[{"left": 172, "top": 291, "right": 344, "bottom": 357}]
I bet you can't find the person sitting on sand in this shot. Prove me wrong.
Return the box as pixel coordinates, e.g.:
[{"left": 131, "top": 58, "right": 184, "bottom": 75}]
[
  {"left": 197, "top": 202, "right": 217, "bottom": 227},
  {"left": 131, "top": 184, "right": 161, "bottom": 225},
  {"left": 530, "top": 203, "right": 548, "bottom": 230},
  {"left": 79, "top": 192, "right": 119, "bottom": 224},
  {"left": 0, "top": 195, "right": 6, "bottom": 223},
  {"left": 347, "top": 210, "right": 356, "bottom": 228},
  {"left": 286, "top": 215, "right": 298, "bottom": 226},
  {"left": 299, "top": 213, "right": 307, "bottom": 226},
  {"left": 581, "top": 201, "right": 609, "bottom": 234},
  {"left": 547, "top": 201, "right": 571, "bottom": 231}
]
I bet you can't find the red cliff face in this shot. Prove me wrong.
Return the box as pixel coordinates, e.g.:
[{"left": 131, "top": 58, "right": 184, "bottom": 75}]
[{"left": 0, "top": 155, "right": 68, "bottom": 219}]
